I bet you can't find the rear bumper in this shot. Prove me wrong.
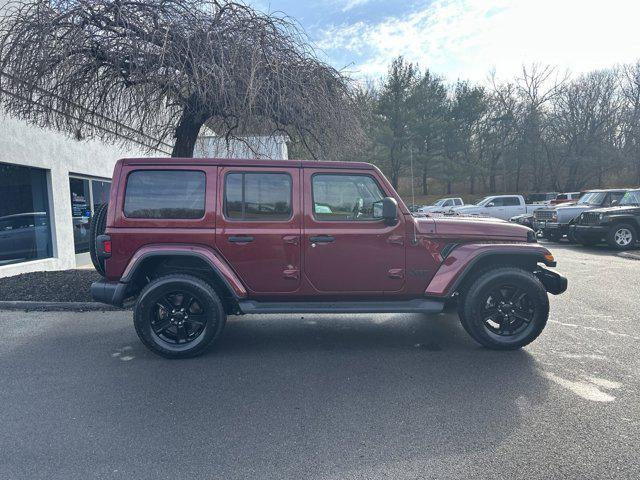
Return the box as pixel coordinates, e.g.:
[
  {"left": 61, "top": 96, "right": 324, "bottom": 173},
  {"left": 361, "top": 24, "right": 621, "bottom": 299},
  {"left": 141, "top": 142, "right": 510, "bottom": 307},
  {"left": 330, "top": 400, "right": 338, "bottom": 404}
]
[{"left": 91, "top": 280, "right": 128, "bottom": 307}]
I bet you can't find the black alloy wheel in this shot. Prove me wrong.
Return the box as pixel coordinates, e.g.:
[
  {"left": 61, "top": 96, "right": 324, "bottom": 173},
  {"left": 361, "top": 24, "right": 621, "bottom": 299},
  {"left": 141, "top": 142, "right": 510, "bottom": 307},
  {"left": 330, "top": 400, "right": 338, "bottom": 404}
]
[
  {"left": 134, "top": 274, "right": 226, "bottom": 358},
  {"left": 479, "top": 285, "right": 536, "bottom": 338},
  {"left": 459, "top": 267, "right": 549, "bottom": 350},
  {"left": 152, "top": 291, "right": 208, "bottom": 345}
]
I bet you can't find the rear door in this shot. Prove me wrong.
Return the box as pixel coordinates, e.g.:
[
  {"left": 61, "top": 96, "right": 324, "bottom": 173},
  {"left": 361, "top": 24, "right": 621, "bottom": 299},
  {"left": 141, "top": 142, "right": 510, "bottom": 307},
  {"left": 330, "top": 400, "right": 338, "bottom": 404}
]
[
  {"left": 215, "top": 166, "right": 301, "bottom": 293},
  {"left": 302, "top": 169, "right": 406, "bottom": 293}
]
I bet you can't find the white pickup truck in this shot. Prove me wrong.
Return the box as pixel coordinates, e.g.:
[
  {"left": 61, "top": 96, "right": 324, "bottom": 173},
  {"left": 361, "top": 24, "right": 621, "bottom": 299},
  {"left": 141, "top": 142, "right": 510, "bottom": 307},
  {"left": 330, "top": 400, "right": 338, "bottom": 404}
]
[{"left": 451, "top": 195, "right": 545, "bottom": 221}]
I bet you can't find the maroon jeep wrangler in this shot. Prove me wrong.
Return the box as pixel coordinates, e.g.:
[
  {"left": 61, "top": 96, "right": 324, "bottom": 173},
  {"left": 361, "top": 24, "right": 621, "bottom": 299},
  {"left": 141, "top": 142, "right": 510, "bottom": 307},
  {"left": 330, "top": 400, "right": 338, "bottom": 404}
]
[{"left": 90, "top": 158, "right": 567, "bottom": 358}]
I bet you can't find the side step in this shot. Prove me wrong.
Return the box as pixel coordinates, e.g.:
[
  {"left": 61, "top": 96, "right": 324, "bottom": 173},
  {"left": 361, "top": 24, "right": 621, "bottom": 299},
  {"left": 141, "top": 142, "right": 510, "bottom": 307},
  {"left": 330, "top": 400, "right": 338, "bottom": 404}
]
[{"left": 238, "top": 299, "right": 445, "bottom": 315}]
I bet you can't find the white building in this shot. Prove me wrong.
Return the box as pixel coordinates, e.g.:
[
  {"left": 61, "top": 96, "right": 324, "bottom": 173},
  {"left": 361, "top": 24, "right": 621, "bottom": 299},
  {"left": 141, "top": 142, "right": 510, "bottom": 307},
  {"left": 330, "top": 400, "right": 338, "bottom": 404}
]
[
  {"left": 194, "top": 133, "right": 288, "bottom": 160},
  {"left": 0, "top": 114, "right": 289, "bottom": 278}
]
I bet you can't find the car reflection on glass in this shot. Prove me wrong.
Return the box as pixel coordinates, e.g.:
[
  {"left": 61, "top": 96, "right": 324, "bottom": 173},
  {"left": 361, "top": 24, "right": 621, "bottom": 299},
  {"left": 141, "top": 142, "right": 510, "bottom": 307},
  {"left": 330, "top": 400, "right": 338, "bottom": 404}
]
[{"left": 0, "top": 212, "right": 50, "bottom": 263}]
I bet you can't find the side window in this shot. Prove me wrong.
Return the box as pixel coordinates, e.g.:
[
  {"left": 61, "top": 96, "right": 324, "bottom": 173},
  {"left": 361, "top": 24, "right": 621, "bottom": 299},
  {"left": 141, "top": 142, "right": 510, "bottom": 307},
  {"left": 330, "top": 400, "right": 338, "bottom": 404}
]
[
  {"left": 312, "top": 174, "right": 385, "bottom": 221},
  {"left": 503, "top": 197, "right": 521, "bottom": 207},
  {"left": 455, "top": 199, "right": 463, "bottom": 206},
  {"left": 224, "top": 172, "right": 292, "bottom": 220},
  {"left": 124, "top": 170, "right": 205, "bottom": 219},
  {"left": 488, "top": 198, "right": 503, "bottom": 207},
  {"left": 442, "top": 200, "right": 453, "bottom": 207},
  {"left": 609, "top": 192, "right": 625, "bottom": 206}
]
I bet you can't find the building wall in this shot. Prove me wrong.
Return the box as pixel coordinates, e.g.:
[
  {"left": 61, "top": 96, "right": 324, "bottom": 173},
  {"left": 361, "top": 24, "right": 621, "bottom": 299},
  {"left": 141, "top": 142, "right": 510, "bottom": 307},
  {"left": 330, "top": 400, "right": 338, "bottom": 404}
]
[
  {"left": 0, "top": 114, "right": 288, "bottom": 278},
  {"left": 0, "top": 113, "right": 146, "bottom": 278}
]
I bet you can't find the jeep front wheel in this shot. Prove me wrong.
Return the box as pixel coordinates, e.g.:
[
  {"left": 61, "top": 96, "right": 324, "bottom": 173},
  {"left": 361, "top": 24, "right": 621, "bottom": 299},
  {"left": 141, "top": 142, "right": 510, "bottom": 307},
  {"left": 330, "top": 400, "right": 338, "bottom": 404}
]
[
  {"left": 133, "top": 274, "right": 226, "bottom": 358},
  {"left": 607, "top": 223, "right": 637, "bottom": 250},
  {"left": 459, "top": 267, "right": 549, "bottom": 350}
]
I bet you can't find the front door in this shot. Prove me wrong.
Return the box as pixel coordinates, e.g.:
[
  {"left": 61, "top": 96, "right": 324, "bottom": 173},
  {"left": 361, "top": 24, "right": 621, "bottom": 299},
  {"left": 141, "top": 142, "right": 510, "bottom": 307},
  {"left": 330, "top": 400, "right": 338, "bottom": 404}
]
[
  {"left": 303, "top": 169, "right": 406, "bottom": 293},
  {"left": 215, "top": 166, "right": 301, "bottom": 293}
]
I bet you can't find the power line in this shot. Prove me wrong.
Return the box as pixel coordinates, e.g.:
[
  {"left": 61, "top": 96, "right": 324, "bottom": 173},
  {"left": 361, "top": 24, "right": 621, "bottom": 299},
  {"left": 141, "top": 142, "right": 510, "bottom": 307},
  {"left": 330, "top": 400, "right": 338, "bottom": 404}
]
[{"left": 0, "top": 71, "right": 173, "bottom": 154}]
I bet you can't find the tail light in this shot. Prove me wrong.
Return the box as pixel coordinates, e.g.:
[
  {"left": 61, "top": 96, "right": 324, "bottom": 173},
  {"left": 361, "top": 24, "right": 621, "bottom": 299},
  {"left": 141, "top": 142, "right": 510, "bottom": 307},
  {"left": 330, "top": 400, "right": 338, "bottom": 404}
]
[{"left": 96, "top": 234, "right": 111, "bottom": 258}]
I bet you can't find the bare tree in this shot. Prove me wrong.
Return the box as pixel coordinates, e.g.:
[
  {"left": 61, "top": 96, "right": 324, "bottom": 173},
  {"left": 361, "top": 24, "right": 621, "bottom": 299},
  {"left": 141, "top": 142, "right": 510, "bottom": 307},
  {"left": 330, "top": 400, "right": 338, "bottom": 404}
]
[{"left": 0, "top": 0, "right": 362, "bottom": 157}]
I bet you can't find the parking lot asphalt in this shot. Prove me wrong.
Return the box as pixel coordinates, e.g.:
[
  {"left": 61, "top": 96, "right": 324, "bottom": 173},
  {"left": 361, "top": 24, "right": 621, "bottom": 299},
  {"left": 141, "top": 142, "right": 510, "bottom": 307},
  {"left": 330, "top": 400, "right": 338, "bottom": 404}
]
[{"left": 1, "top": 243, "right": 639, "bottom": 480}]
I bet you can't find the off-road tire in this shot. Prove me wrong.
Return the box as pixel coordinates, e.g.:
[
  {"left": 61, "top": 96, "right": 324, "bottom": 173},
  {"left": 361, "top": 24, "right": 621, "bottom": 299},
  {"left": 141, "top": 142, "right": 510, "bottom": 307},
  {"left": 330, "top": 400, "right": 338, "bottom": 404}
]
[
  {"left": 133, "top": 274, "right": 226, "bottom": 359},
  {"left": 606, "top": 223, "right": 637, "bottom": 250},
  {"left": 89, "top": 203, "right": 108, "bottom": 276},
  {"left": 459, "top": 267, "right": 549, "bottom": 350}
]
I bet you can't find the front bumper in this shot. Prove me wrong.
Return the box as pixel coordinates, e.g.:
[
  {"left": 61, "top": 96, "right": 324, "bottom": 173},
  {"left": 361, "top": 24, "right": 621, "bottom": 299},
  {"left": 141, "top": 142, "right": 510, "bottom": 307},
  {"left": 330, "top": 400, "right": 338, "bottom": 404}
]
[
  {"left": 535, "top": 267, "right": 568, "bottom": 295},
  {"left": 91, "top": 280, "right": 128, "bottom": 307},
  {"left": 570, "top": 224, "right": 608, "bottom": 240},
  {"left": 534, "top": 221, "right": 567, "bottom": 233}
]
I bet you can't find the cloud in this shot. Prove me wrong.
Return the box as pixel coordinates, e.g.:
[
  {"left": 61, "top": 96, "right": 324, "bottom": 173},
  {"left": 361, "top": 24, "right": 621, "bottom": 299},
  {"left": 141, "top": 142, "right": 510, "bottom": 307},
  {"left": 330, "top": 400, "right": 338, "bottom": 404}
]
[
  {"left": 340, "top": 0, "right": 372, "bottom": 12},
  {"left": 318, "top": 0, "right": 640, "bottom": 82}
]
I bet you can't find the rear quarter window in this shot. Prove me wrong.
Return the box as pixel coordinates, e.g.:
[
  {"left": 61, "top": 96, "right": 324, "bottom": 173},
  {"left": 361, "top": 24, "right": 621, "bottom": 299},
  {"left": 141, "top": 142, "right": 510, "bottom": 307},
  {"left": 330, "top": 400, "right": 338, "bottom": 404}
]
[{"left": 124, "top": 170, "right": 206, "bottom": 219}]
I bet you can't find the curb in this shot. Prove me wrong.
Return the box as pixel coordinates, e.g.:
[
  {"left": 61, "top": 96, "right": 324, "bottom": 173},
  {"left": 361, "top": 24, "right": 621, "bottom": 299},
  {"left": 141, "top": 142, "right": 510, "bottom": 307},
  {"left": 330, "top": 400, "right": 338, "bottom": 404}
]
[
  {"left": 0, "top": 301, "right": 129, "bottom": 312},
  {"left": 619, "top": 251, "right": 640, "bottom": 261}
]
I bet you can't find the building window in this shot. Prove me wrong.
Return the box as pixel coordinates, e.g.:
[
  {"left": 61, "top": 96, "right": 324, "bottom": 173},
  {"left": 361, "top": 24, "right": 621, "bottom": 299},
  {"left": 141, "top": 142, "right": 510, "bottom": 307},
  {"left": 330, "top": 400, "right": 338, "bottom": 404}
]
[
  {"left": 69, "top": 175, "right": 112, "bottom": 254},
  {"left": 224, "top": 172, "right": 292, "bottom": 220},
  {"left": 123, "top": 170, "right": 205, "bottom": 219},
  {"left": 0, "top": 163, "right": 53, "bottom": 266}
]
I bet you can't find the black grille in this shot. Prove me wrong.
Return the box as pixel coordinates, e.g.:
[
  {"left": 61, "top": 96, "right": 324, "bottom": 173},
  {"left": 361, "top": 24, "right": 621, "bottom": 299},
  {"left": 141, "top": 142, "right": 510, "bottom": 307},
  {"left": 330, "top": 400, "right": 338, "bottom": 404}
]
[
  {"left": 580, "top": 212, "right": 600, "bottom": 225},
  {"left": 534, "top": 210, "right": 554, "bottom": 221}
]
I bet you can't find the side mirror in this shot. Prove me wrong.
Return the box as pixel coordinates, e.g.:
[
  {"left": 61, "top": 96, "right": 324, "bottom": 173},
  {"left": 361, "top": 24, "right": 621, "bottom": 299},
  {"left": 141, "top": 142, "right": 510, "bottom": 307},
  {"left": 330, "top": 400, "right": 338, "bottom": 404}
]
[
  {"left": 487, "top": 202, "right": 495, "bottom": 208},
  {"left": 611, "top": 200, "right": 619, "bottom": 207},
  {"left": 382, "top": 197, "right": 398, "bottom": 225}
]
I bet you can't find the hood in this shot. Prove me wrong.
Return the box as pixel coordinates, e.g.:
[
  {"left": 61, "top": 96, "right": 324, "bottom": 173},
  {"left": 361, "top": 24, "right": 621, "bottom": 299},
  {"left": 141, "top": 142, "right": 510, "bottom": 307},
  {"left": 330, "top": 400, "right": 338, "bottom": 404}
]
[
  {"left": 451, "top": 205, "right": 477, "bottom": 212},
  {"left": 415, "top": 215, "right": 531, "bottom": 241},
  {"left": 586, "top": 205, "right": 640, "bottom": 215},
  {"left": 419, "top": 205, "right": 451, "bottom": 213},
  {"left": 555, "top": 204, "right": 592, "bottom": 213}
]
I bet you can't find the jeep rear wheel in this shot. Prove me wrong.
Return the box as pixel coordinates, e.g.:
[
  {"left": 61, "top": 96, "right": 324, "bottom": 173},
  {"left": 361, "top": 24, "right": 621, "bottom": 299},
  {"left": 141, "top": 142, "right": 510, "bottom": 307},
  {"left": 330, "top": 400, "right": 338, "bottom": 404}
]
[
  {"left": 459, "top": 267, "right": 549, "bottom": 350},
  {"left": 133, "top": 274, "right": 226, "bottom": 358},
  {"left": 607, "top": 223, "right": 637, "bottom": 250}
]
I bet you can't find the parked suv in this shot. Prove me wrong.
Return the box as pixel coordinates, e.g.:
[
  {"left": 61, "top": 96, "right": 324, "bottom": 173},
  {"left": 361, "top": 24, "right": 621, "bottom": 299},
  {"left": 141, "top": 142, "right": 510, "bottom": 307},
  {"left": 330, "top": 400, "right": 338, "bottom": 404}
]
[
  {"left": 570, "top": 189, "right": 640, "bottom": 249},
  {"left": 533, "top": 189, "right": 628, "bottom": 242},
  {"left": 90, "top": 158, "right": 567, "bottom": 358}
]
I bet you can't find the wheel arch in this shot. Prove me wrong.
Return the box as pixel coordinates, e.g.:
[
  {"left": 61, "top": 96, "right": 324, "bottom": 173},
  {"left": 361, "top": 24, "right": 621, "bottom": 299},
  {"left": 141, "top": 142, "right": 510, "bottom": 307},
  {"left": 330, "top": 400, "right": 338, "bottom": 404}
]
[
  {"left": 425, "top": 245, "right": 556, "bottom": 298},
  {"left": 607, "top": 216, "right": 639, "bottom": 229},
  {"left": 122, "top": 246, "right": 247, "bottom": 313}
]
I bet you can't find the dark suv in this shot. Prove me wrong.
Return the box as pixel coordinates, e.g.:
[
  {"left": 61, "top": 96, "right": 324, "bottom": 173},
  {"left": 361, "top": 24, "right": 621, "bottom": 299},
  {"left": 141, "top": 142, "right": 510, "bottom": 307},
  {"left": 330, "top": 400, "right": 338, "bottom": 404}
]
[
  {"left": 571, "top": 189, "right": 640, "bottom": 249},
  {"left": 90, "top": 158, "right": 567, "bottom": 358}
]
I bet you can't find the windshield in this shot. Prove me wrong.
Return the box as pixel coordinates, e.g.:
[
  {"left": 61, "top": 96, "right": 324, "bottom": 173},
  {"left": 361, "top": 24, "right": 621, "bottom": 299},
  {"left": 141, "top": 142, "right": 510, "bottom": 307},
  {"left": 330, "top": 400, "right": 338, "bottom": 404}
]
[
  {"left": 432, "top": 199, "right": 447, "bottom": 206},
  {"left": 577, "top": 192, "right": 606, "bottom": 205},
  {"left": 619, "top": 190, "right": 640, "bottom": 206},
  {"left": 476, "top": 196, "right": 492, "bottom": 206}
]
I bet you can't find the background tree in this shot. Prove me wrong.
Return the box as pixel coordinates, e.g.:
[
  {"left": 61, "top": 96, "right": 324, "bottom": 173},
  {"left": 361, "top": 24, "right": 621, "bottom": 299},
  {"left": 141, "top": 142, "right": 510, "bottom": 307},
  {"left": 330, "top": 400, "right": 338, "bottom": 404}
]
[
  {"left": 0, "top": 0, "right": 363, "bottom": 158},
  {"left": 408, "top": 70, "right": 447, "bottom": 195},
  {"left": 377, "top": 57, "right": 417, "bottom": 189}
]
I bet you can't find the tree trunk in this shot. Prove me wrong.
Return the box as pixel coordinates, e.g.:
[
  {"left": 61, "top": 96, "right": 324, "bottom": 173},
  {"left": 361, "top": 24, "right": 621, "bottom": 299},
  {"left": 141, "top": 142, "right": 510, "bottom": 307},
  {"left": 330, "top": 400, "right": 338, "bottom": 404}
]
[
  {"left": 172, "top": 103, "right": 207, "bottom": 158},
  {"left": 422, "top": 167, "right": 428, "bottom": 195},
  {"left": 469, "top": 175, "right": 475, "bottom": 195},
  {"left": 446, "top": 181, "right": 452, "bottom": 195}
]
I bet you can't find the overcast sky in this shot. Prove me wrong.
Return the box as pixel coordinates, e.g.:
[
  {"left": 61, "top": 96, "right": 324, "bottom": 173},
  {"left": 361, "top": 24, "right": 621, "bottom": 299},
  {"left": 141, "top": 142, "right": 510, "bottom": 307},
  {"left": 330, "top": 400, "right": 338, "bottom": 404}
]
[{"left": 250, "top": 0, "right": 640, "bottom": 83}]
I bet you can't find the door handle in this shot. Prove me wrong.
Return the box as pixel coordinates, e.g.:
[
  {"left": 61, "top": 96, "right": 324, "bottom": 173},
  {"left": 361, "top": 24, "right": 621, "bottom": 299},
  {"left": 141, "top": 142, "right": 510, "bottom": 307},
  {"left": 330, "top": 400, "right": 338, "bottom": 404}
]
[
  {"left": 309, "top": 235, "right": 335, "bottom": 243},
  {"left": 228, "top": 235, "right": 254, "bottom": 243}
]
